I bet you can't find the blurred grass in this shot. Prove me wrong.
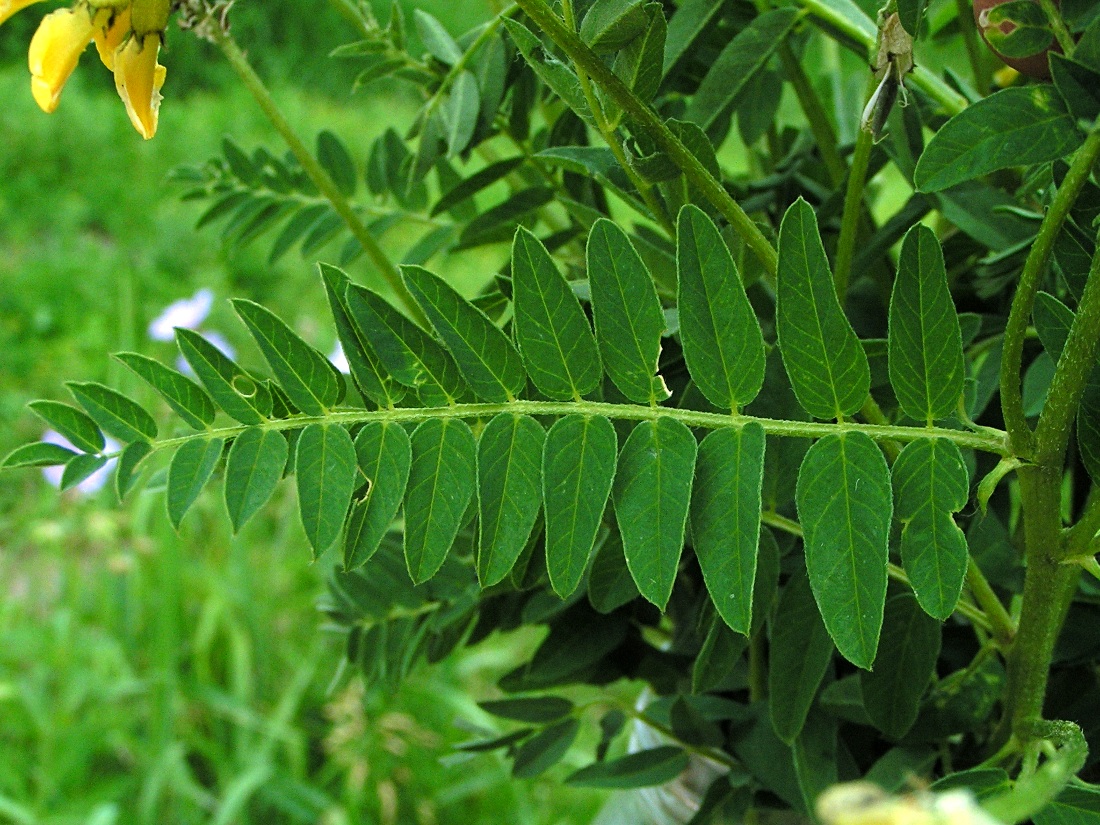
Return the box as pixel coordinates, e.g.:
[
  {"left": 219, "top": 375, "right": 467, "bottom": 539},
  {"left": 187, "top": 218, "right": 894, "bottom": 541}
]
[{"left": 0, "top": 1, "right": 609, "bottom": 821}]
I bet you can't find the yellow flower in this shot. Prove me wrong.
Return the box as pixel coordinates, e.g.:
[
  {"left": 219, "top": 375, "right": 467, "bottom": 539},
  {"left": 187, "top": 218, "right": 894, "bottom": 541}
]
[
  {"left": 2, "top": 0, "right": 170, "bottom": 138},
  {"left": 113, "top": 32, "right": 165, "bottom": 139}
]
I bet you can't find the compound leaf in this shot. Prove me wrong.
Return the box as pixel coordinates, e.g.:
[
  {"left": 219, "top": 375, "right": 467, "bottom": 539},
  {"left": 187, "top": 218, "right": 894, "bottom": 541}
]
[
  {"left": 167, "top": 437, "right": 224, "bottom": 529},
  {"left": 114, "top": 351, "right": 216, "bottom": 430},
  {"left": 67, "top": 382, "right": 157, "bottom": 444},
  {"left": 224, "top": 427, "right": 288, "bottom": 534},
  {"left": 345, "top": 422, "right": 412, "bottom": 569},
  {"left": 296, "top": 423, "right": 357, "bottom": 558}
]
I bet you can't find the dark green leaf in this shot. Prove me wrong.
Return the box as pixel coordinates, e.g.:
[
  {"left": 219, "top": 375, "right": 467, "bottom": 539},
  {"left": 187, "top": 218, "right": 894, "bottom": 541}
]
[
  {"left": 115, "top": 439, "right": 152, "bottom": 500},
  {"left": 512, "top": 227, "right": 603, "bottom": 400},
  {"left": 793, "top": 712, "right": 838, "bottom": 812},
  {"left": 612, "top": 3, "right": 666, "bottom": 103},
  {"left": 431, "top": 157, "right": 523, "bottom": 217},
  {"left": 914, "top": 87, "right": 1082, "bottom": 193},
  {"left": 320, "top": 264, "right": 404, "bottom": 409},
  {"left": 580, "top": 0, "right": 649, "bottom": 52},
  {"left": 61, "top": 453, "right": 108, "bottom": 491},
  {"left": 441, "top": 71, "right": 480, "bottom": 156},
  {"left": 984, "top": 1, "right": 1052, "bottom": 58},
  {"left": 861, "top": 593, "right": 942, "bottom": 739},
  {"left": 480, "top": 696, "right": 575, "bottom": 723},
  {"left": 776, "top": 199, "right": 870, "bottom": 420},
  {"left": 544, "top": 415, "right": 618, "bottom": 598},
  {"left": 677, "top": 205, "right": 766, "bottom": 411},
  {"left": 663, "top": 0, "right": 725, "bottom": 75},
  {"left": 477, "top": 414, "right": 545, "bottom": 586},
  {"left": 1034, "top": 786, "right": 1100, "bottom": 825},
  {"left": 27, "top": 400, "right": 103, "bottom": 453},
  {"left": 588, "top": 219, "right": 669, "bottom": 404},
  {"left": 893, "top": 438, "right": 970, "bottom": 620},
  {"left": 897, "top": 0, "right": 927, "bottom": 36},
  {"left": 768, "top": 566, "right": 834, "bottom": 745},
  {"left": 268, "top": 204, "right": 328, "bottom": 266},
  {"left": 512, "top": 719, "right": 580, "bottom": 778},
  {"left": 1051, "top": 54, "right": 1100, "bottom": 122},
  {"left": 2, "top": 441, "right": 76, "bottom": 469},
  {"left": 613, "top": 418, "right": 697, "bottom": 610},
  {"left": 404, "top": 418, "right": 476, "bottom": 583},
  {"left": 345, "top": 422, "right": 412, "bottom": 569},
  {"left": 224, "top": 427, "right": 288, "bottom": 534},
  {"left": 402, "top": 265, "right": 526, "bottom": 402},
  {"left": 690, "top": 424, "right": 766, "bottom": 635},
  {"left": 566, "top": 746, "right": 690, "bottom": 788},
  {"left": 457, "top": 187, "right": 556, "bottom": 249},
  {"left": 176, "top": 328, "right": 272, "bottom": 425},
  {"left": 166, "top": 437, "right": 224, "bottom": 528},
  {"left": 317, "top": 130, "right": 358, "bottom": 197},
  {"left": 296, "top": 424, "right": 357, "bottom": 558},
  {"left": 345, "top": 284, "right": 466, "bottom": 406},
  {"left": 683, "top": 8, "right": 800, "bottom": 134},
  {"left": 67, "top": 382, "right": 157, "bottom": 444},
  {"left": 114, "top": 351, "right": 216, "bottom": 430},
  {"left": 232, "top": 299, "right": 342, "bottom": 416},
  {"left": 587, "top": 528, "right": 640, "bottom": 613},
  {"left": 888, "top": 226, "right": 965, "bottom": 423},
  {"left": 692, "top": 612, "right": 748, "bottom": 694},
  {"left": 796, "top": 432, "right": 892, "bottom": 669},
  {"left": 503, "top": 19, "right": 594, "bottom": 127}
]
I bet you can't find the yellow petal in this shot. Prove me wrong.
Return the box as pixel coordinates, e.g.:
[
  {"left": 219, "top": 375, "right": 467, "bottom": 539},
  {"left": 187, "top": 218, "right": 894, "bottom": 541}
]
[
  {"left": 113, "top": 32, "right": 164, "bottom": 139},
  {"left": 93, "top": 7, "right": 130, "bottom": 70},
  {"left": 0, "top": 0, "right": 45, "bottom": 27},
  {"left": 28, "top": 6, "right": 97, "bottom": 114}
]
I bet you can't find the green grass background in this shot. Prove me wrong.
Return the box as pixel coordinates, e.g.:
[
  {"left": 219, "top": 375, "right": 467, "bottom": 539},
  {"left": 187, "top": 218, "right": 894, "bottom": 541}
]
[{"left": 0, "top": 1, "right": 608, "bottom": 821}]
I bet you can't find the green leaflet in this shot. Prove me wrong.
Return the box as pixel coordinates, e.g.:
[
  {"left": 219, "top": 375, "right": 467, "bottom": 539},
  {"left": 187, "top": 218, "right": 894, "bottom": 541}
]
[
  {"left": 114, "top": 351, "right": 216, "bottom": 431},
  {"left": 587, "top": 219, "right": 670, "bottom": 405},
  {"left": 861, "top": 593, "right": 942, "bottom": 740},
  {"left": 768, "top": 566, "right": 835, "bottom": 745},
  {"left": 232, "top": 299, "right": 343, "bottom": 416},
  {"left": 677, "top": 205, "right": 766, "bottom": 411},
  {"left": 320, "top": 264, "right": 404, "bottom": 409},
  {"left": 503, "top": 18, "right": 595, "bottom": 128},
  {"left": 413, "top": 8, "right": 463, "bottom": 64},
  {"left": 441, "top": 70, "right": 480, "bottom": 156},
  {"left": 793, "top": 712, "right": 839, "bottom": 813},
  {"left": 224, "top": 427, "right": 289, "bottom": 534},
  {"left": 587, "top": 528, "right": 640, "bottom": 613},
  {"left": 776, "top": 199, "right": 870, "bottom": 420},
  {"left": 566, "top": 746, "right": 690, "bottom": 789},
  {"left": 345, "top": 422, "right": 412, "bottom": 569},
  {"left": 432, "top": 157, "right": 524, "bottom": 217},
  {"left": 690, "top": 424, "right": 765, "bottom": 635},
  {"left": 345, "top": 283, "right": 466, "bottom": 406},
  {"left": 477, "top": 414, "right": 545, "bottom": 587},
  {"left": 544, "top": 415, "right": 618, "bottom": 599},
  {"left": 512, "top": 719, "right": 581, "bottom": 779},
  {"left": 796, "top": 432, "right": 892, "bottom": 669},
  {"left": 176, "top": 328, "right": 272, "bottom": 425},
  {"left": 27, "top": 400, "right": 104, "bottom": 454},
  {"left": 914, "top": 87, "right": 1083, "bottom": 193},
  {"left": 1, "top": 441, "right": 76, "bottom": 469},
  {"left": 67, "top": 381, "right": 158, "bottom": 444},
  {"left": 61, "top": 454, "right": 108, "bottom": 491},
  {"left": 166, "top": 437, "right": 224, "bottom": 529},
  {"left": 579, "top": 0, "right": 651, "bottom": 52},
  {"left": 613, "top": 418, "right": 697, "bottom": 611},
  {"left": 316, "top": 130, "right": 358, "bottom": 197},
  {"left": 611, "top": 4, "right": 665, "bottom": 103},
  {"left": 683, "top": 8, "right": 800, "bottom": 135},
  {"left": 511, "top": 227, "right": 603, "bottom": 401},
  {"left": 888, "top": 226, "right": 965, "bottom": 423},
  {"left": 115, "top": 440, "right": 151, "bottom": 500},
  {"left": 893, "top": 438, "right": 970, "bottom": 620},
  {"left": 480, "top": 696, "right": 575, "bottom": 724},
  {"left": 295, "top": 423, "right": 357, "bottom": 558},
  {"left": 897, "top": 0, "right": 928, "bottom": 35},
  {"left": 402, "top": 265, "right": 526, "bottom": 402},
  {"left": 404, "top": 418, "right": 476, "bottom": 583}
]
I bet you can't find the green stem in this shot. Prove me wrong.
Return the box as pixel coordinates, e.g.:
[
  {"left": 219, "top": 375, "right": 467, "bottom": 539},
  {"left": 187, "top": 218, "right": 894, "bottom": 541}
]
[
  {"left": 512, "top": 0, "right": 779, "bottom": 282},
  {"left": 1004, "top": 466, "right": 1081, "bottom": 741},
  {"left": 834, "top": 122, "right": 874, "bottom": 300},
  {"left": 1065, "top": 486, "right": 1100, "bottom": 557},
  {"left": 953, "top": 0, "right": 990, "bottom": 95},
  {"left": 1034, "top": 239, "right": 1100, "bottom": 467},
  {"left": 143, "top": 399, "right": 1008, "bottom": 456},
  {"left": 559, "top": 0, "right": 675, "bottom": 242},
  {"left": 1037, "top": 0, "right": 1076, "bottom": 56},
  {"left": 210, "top": 27, "right": 429, "bottom": 327},
  {"left": 966, "top": 558, "right": 1017, "bottom": 648},
  {"left": 1000, "top": 123, "right": 1100, "bottom": 458},
  {"left": 777, "top": 43, "right": 847, "bottom": 186}
]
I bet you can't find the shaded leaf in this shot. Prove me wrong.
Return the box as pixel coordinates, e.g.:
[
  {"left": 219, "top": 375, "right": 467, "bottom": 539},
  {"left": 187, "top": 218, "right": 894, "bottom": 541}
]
[
  {"left": 480, "top": 696, "right": 575, "bottom": 724},
  {"left": 566, "top": 746, "right": 690, "bottom": 788},
  {"left": 587, "top": 528, "right": 640, "bottom": 613},
  {"left": 441, "top": 71, "right": 480, "bottom": 156},
  {"left": 61, "top": 453, "right": 108, "bottom": 491},
  {"left": 317, "top": 130, "right": 358, "bottom": 197},
  {"left": 431, "top": 157, "right": 524, "bottom": 216},
  {"left": 513, "top": 719, "right": 581, "bottom": 778}
]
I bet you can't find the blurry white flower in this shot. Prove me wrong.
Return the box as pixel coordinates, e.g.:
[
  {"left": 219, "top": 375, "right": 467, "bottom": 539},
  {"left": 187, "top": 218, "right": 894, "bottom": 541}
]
[
  {"left": 329, "top": 340, "right": 350, "bottom": 374},
  {"left": 40, "top": 429, "right": 120, "bottom": 495},
  {"left": 148, "top": 287, "right": 213, "bottom": 342}
]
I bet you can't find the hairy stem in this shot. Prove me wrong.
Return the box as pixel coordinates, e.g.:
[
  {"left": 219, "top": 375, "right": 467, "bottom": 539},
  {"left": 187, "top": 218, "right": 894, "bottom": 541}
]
[
  {"left": 966, "top": 559, "right": 1016, "bottom": 648},
  {"left": 1036, "top": 0, "right": 1076, "bottom": 56},
  {"left": 513, "top": 0, "right": 779, "bottom": 282},
  {"left": 210, "top": 27, "right": 429, "bottom": 327},
  {"left": 1000, "top": 123, "right": 1100, "bottom": 457}
]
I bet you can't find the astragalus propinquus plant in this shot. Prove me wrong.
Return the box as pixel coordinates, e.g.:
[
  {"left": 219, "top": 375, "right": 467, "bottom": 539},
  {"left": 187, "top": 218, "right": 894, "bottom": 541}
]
[{"left": 6, "top": 0, "right": 1100, "bottom": 820}]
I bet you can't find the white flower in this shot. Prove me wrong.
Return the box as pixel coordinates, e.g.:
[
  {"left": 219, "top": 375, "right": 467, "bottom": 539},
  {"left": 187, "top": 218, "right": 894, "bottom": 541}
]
[
  {"left": 148, "top": 287, "right": 213, "bottom": 342},
  {"left": 40, "top": 429, "right": 120, "bottom": 495},
  {"left": 329, "top": 340, "right": 350, "bottom": 374}
]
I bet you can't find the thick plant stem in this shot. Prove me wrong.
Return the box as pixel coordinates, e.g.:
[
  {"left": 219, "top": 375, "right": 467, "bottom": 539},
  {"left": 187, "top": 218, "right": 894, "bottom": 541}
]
[
  {"left": 1004, "top": 467, "right": 1080, "bottom": 740},
  {"left": 211, "top": 28, "right": 429, "bottom": 327},
  {"left": 513, "top": 0, "right": 779, "bottom": 282},
  {"left": 953, "top": 0, "right": 990, "bottom": 95},
  {"left": 1037, "top": 0, "right": 1076, "bottom": 56},
  {"left": 1000, "top": 124, "right": 1100, "bottom": 457},
  {"left": 834, "top": 124, "right": 874, "bottom": 299}
]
